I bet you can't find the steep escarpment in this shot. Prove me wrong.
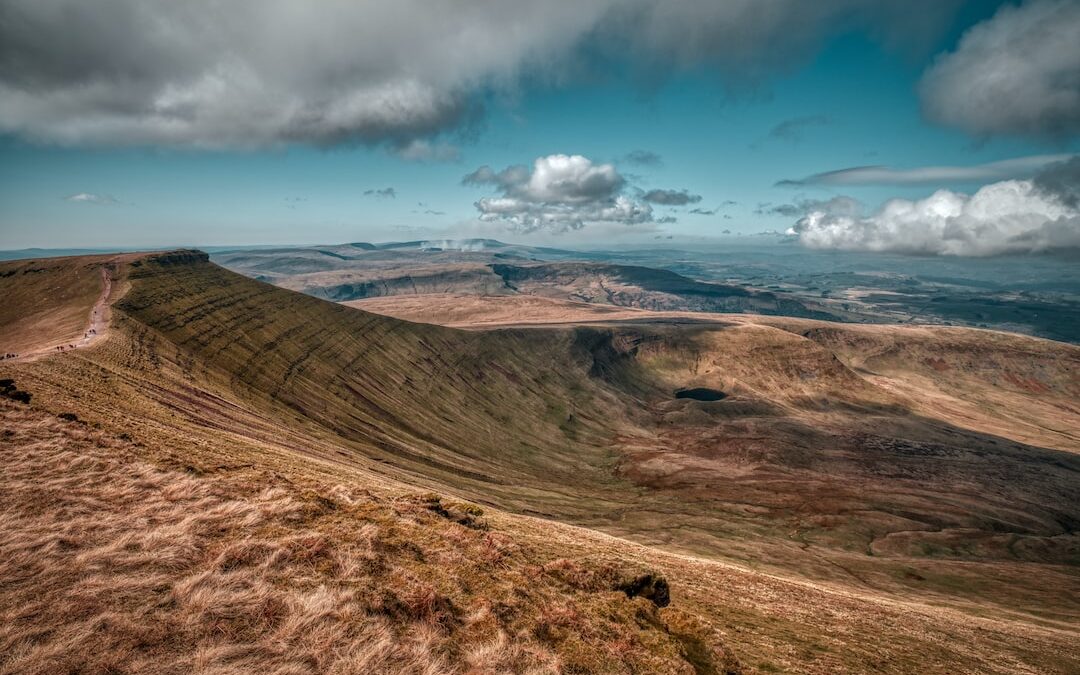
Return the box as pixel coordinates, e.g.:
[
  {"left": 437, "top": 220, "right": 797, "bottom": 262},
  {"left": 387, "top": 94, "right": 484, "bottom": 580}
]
[
  {"left": 114, "top": 255, "right": 636, "bottom": 507},
  {"left": 100, "top": 255, "right": 1080, "bottom": 582},
  {"left": 310, "top": 266, "right": 511, "bottom": 301}
]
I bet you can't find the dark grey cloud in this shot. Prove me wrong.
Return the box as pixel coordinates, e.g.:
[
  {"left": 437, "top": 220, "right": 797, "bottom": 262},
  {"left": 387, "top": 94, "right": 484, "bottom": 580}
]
[
  {"left": 466, "top": 154, "right": 652, "bottom": 232},
  {"left": 597, "top": 1, "right": 963, "bottom": 81},
  {"left": 1033, "top": 156, "right": 1080, "bottom": 208},
  {"left": 757, "top": 196, "right": 860, "bottom": 218},
  {"left": 759, "top": 203, "right": 800, "bottom": 217},
  {"left": 0, "top": 0, "right": 574, "bottom": 148},
  {"left": 364, "top": 187, "right": 397, "bottom": 198},
  {"left": 0, "top": 0, "right": 966, "bottom": 149},
  {"left": 642, "top": 188, "right": 702, "bottom": 205},
  {"left": 656, "top": 215, "right": 678, "bottom": 224},
  {"left": 688, "top": 201, "right": 734, "bottom": 215},
  {"left": 621, "top": 150, "right": 663, "bottom": 166},
  {"left": 766, "top": 115, "right": 830, "bottom": 143},
  {"left": 777, "top": 154, "right": 1074, "bottom": 187},
  {"left": 919, "top": 0, "right": 1080, "bottom": 139}
]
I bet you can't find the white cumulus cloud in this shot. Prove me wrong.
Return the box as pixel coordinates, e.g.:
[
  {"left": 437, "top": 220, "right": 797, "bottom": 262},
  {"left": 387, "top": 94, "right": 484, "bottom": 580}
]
[
  {"left": 788, "top": 179, "right": 1080, "bottom": 256},
  {"left": 464, "top": 154, "right": 653, "bottom": 232}
]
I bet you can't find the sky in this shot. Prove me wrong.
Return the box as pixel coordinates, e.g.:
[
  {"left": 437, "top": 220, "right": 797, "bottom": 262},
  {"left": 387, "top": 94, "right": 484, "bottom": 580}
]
[{"left": 1, "top": 0, "right": 1078, "bottom": 255}]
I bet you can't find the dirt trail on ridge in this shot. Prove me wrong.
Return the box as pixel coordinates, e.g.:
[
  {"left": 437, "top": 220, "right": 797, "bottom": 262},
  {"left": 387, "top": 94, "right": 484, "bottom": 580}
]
[{"left": 10, "top": 265, "right": 115, "bottom": 363}]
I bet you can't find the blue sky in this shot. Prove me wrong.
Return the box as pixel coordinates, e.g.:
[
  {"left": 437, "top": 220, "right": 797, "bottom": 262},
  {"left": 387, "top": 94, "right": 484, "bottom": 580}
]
[{"left": 1, "top": 0, "right": 1077, "bottom": 252}]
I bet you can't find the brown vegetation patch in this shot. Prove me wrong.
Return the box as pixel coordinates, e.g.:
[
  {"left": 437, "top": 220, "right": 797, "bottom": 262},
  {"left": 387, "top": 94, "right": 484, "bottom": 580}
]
[
  {"left": 0, "top": 378, "right": 31, "bottom": 404},
  {"left": 0, "top": 402, "right": 733, "bottom": 674}
]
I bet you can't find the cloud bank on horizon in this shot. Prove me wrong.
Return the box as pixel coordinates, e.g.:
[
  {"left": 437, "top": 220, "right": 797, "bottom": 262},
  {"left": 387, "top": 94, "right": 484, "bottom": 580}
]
[{"left": 787, "top": 157, "right": 1080, "bottom": 256}]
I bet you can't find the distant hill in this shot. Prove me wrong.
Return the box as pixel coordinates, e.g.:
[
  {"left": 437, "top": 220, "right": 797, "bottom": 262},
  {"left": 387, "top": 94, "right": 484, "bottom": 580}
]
[
  {"left": 213, "top": 244, "right": 846, "bottom": 322},
  {"left": 0, "top": 247, "right": 127, "bottom": 261}
]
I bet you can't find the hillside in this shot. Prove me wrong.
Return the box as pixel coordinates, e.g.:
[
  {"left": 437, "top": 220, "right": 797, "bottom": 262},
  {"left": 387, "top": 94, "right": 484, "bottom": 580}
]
[
  {"left": 3, "top": 401, "right": 743, "bottom": 674},
  {"left": 212, "top": 246, "right": 843, "bottom": 321},
  {"left": 351, "top": 292, "right": 1080, "bottom": 453},
  {"left": 0, "top": 253, "right": 128, "bottom": 355},
  {"left": 2, "top": 251, "right": 1079, "bottom": 673}
]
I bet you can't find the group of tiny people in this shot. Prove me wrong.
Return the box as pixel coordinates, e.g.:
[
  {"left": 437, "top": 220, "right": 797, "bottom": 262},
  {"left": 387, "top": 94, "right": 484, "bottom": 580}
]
[{"left": 0, "top": 327, "right": 99, "bottom": 360}]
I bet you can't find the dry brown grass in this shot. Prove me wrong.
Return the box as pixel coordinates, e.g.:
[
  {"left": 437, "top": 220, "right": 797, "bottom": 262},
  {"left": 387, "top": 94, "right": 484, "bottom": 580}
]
[
  {"left": 350, "top": 292, "right": 1080, "bottom": 454},
  {"left": 0, "top": 253, "right": 140, "bottom": 358},
  {"left": 0, "top": 401, "right": 736, "bottom": 674},
  {"left": 344, "top": 293, "right": 698, "bottom": 328},
  {"left": 0, "top": 257, "right": 103, "bottom": 355},
  {"left": 6, "top": 399, "right": 1075, "bottom": 674}
]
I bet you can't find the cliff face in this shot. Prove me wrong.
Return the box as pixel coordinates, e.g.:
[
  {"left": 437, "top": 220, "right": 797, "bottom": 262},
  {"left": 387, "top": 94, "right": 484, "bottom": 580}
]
[{"left": 131, "top": 249, "right": 211, "bottom": 269}]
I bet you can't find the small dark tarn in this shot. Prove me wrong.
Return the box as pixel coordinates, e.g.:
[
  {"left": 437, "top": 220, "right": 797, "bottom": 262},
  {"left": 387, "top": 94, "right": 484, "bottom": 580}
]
[{"left": 675, "top": 387, "right": 726, "bottom": 402}]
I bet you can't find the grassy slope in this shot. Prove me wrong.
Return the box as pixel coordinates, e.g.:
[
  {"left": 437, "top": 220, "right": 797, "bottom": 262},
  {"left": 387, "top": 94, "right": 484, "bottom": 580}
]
[
  {"left": 0, "top": 401, "right": 739, "bottom": 675},
  {"left": 107, "top": 256, "right": 1080, "bottom": 589},
  {"left": 111, "top": 252, "right": 636, "bottom": 512},
  {"left": 2, "top": 251, "right": 1079, "bottom": 673},
  {"left": 350, "top": 292, "right": 1080, "bottom": 455},
  {"left": 217, "top": 248, "right": 841, "bottom": 321},
  {"left": 5, "top": 404, "right": 1079, "bottom": 675},
  {"left": 787, "top": 321, "right": 1080, "bottom": 452},
  {"left": 0, "top": 254, "right": 114, "bottom": 354}
]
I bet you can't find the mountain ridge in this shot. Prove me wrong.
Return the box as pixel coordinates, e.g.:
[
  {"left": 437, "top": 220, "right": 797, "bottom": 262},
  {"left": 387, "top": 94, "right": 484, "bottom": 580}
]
[{"left": 2, "top": 250, "right": 1079, "bottom": 673}]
